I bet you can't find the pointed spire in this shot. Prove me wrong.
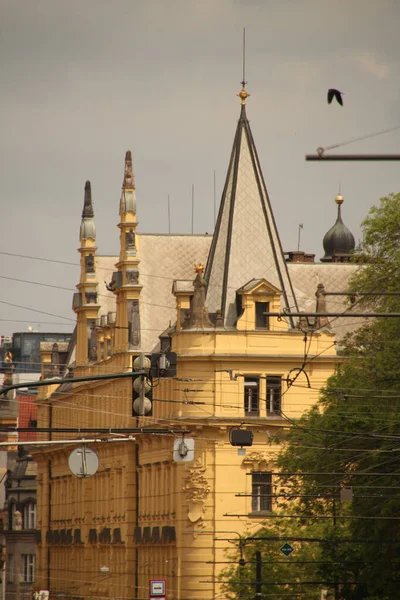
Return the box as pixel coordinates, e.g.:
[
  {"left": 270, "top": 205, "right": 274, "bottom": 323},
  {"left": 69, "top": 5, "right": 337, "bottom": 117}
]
[
  {"left": 205, "top": 92, "right": 298, "bottom": 327},
  {"left": 82, "top": 181, "right": 94, "bottom": 217},
  {"left": 120, "top": 150, "right": 137, "bottom": 216},
  {"left": 80, "top": 180, "right": 96, "bottom": 241},
  {"left": 122, "top": 150, "right": 135, "bottom": 190}
]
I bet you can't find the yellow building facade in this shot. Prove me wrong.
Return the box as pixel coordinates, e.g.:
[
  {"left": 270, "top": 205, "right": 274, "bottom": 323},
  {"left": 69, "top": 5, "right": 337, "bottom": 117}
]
[{"left": 34, "top": 89, "right": 357, "bottom": 600}]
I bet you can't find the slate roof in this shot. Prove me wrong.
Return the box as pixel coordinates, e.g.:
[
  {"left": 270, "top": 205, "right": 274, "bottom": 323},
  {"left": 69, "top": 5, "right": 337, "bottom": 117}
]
[
  {"left": 96, "top": 234, "right": 213, "bottom": 353},
  {"left": 95, "top": 244, "right": 360, "bottom": 348},
  {"left": 205, "top": 103, "right": 298, "bottom": 327}
]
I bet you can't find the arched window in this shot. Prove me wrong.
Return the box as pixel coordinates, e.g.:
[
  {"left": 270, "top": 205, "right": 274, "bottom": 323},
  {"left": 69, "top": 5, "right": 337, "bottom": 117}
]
[{"left": 23, "top": 502, "right": 36, "bottom": 529}]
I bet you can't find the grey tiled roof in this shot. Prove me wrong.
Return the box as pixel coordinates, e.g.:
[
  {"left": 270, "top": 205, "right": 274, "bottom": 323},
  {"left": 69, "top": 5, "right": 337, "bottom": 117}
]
[
  {"left": 95, "top": 237, "right": 360, "bottom": 350},
  {"left": 288, "top": 262, "right": 363, "bottom": 340},
  {"left": 96, "top": 234, "right": 213, "bottom": 353},
  {"left": 205, "top": 105, "right": 297, "bottom": 327}
]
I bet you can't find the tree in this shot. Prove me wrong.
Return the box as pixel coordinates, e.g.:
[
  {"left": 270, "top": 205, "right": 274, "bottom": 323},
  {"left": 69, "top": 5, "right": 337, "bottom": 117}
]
[
  {"left": 219, "top": 519, "right": 327, "bottom": 600},
  {"left": 276, "top": 193, "right": 400, "bottom": 599},
  {"left": 221, "top": 194, "right": 400, "bottom": 599}
]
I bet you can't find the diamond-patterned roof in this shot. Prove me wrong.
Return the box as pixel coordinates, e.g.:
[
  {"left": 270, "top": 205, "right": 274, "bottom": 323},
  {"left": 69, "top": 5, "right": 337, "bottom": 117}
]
[{"left": 205, "top": 104, "right": 298, "bottom": 326}]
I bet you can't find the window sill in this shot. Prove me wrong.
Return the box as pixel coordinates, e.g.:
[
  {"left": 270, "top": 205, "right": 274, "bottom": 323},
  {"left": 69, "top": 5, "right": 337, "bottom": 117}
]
[{"left": 248, "top": 512, "right": 272, "bottom": 517}]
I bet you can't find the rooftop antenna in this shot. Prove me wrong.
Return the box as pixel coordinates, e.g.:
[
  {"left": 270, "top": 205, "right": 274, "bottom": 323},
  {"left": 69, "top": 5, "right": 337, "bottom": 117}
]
[
  {"left": 191, "top": 184, "right": 194, "bottom": 234},
  {"left": 297, "top": 223, "right": 304, "bottom": 252},
  {"left": 237, "top": 27, "right": 250, "bottom": 106},
  {"left": 242, "top": 27, "right": 246, "bottom": 88},
  {"left": 168, "top": 194, "right": 171, "bottom": 234},
  {"left": 213, "top": 170, "right": 216, "bottom": 229}
]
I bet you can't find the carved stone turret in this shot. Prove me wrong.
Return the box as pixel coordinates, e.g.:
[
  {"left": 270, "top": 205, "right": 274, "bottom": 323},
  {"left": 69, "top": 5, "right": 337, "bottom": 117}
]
[
  {"left": 74, "top": 180, "right": 100, "bottom": 366},
  {"left": 113, "top": 151, "right": 143, "bottom": 353}
]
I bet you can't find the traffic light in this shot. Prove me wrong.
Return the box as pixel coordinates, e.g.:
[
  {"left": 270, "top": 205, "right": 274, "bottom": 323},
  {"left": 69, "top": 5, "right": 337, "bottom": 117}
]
[{"left": 132, "top": 354, "right": 153, "bottom": 417}]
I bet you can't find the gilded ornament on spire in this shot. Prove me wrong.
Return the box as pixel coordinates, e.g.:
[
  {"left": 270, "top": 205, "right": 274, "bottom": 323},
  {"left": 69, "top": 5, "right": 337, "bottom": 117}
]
[
  {"left": 194, "top": 263, "right": 205, "bottom": 274},
  {"left": 237, "top": 83, "right": 250, "bottom": 106}
]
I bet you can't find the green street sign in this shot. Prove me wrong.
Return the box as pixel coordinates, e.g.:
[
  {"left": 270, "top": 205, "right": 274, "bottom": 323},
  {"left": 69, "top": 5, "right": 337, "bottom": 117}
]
[{"left": 280, "top": 543, "right": 294, "bottom": 557}]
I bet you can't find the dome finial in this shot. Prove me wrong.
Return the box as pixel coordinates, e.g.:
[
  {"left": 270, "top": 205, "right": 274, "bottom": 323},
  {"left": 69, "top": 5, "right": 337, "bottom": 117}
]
[
  {"left": 335, "top": 183, "right": 343, "bottom": 205},
  {"left": 237, "top": 27, "right": 250, "bottom": 106}
]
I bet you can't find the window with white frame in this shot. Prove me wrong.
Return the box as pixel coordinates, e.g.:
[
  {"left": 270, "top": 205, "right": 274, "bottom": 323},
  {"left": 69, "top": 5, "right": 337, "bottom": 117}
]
[
  {"left": 251, "top": 472, "right": 272, "bottom": 513},
  {"left": 22, "top": 554, "right": 35, "bottom": 583},
  {"left": 24, "top": 502, "right": 36, "bottom": 529},
  {"left": 244, "top": 377, "right": 259, "bottom": 416},
  {"left": 266, "top": 376, "right": 282, "bottom": 415}
]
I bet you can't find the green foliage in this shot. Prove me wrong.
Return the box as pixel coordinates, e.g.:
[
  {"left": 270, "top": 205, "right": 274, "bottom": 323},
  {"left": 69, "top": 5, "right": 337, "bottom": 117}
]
[
  {"left": 349, "top": 192, "right": 400, "bottom": 311},
  {"left": 275, "top": 193, "right": 400, "bottom": 599},
  {"left": 219, "top": 519, "right": 326, "bottom": 600},
  {"left": 222, "top": 194, "right": 400, "bottom": 600}
]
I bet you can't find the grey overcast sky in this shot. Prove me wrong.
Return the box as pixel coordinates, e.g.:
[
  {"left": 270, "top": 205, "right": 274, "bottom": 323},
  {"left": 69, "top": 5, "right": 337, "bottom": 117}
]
[{"left": 1, "top": 0, "right": 400, "bottom": 337}]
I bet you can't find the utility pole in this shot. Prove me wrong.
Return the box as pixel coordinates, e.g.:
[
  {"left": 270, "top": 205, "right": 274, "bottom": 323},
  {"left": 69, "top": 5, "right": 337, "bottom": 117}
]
[
  {"left": 332, "top": 496, "right": 340, "bottom": 600},
  {"left": 255, "top": 550, "right": 262, "bottom": 600},
  {"left": 238, "top": 539, "right": 246, "bottom": 600}
]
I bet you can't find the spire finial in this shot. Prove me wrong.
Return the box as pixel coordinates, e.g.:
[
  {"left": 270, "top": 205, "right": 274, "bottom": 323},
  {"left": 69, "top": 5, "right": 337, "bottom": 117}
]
[
  {"left": 122, "top": 150, "right": 135, "bottom": 190},
  {"left": 335, "top": 183, "right": 343, "bottom": 204},
  {"left": 82, "top": 181, "right": 94, "bottom": 218},
  {"left": 237, "top": 27, "right": 250, "bottom": 106}
]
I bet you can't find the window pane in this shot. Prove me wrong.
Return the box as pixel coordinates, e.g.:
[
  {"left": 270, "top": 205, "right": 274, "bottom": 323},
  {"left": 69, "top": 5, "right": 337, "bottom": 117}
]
[
  {"left": 244, "top": 378, "right": 259, "bottom": 415},
  {"left": 255, "top": 302, "right": 269, "bottom": 329},
  {"left": 22, "top": 554, "right": 35, "bottom": 583},
  {"left": 251, "top": 473, "right": 272, "bottom": 512},
  {"left": 24, "top": 503, "right": 36, "bottom": 529},
  {"left": 266, "top": 376, "right": 281, "bottom": 415}
]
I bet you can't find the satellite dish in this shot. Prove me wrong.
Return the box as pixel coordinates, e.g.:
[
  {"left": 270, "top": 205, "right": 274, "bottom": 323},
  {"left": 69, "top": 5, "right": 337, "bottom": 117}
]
[{"left": 68, "top": 446, "right": 99, "bottom": 478}]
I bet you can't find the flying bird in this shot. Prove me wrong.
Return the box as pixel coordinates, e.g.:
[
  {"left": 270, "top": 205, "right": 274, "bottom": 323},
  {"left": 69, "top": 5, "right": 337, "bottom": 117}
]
[{"left": 327, "top": 88, "right": 344, "bottom": 106}]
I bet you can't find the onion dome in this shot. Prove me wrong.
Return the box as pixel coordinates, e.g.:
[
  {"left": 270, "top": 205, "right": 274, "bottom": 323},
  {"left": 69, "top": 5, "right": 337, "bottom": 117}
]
[{"left": 321, "top": 193, "right": 355, "bottom": 262}]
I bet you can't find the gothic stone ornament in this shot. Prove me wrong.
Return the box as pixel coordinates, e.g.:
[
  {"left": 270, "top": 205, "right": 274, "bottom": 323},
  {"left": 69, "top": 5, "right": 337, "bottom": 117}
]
[
  {"left": 126, "top": 229, "right": 136, "bottom": 254},
  {"left": 189, "top": 263, "right": 213, "bottom": 328},
  {"left": 88, "top": 321, "right": 97, "bottom": 361},
  {"left": 315, "top": 283, "right": 330, "bottom": 330},
  {"left": 85, "top": 292, "right": 98, "bottom": 304},
  {"left": 13, "top": 510, "right": 22, "bottom": 531},
  {"left": 128, "top": 299, "right": 141, "bottom": 347},
  {"left": 126, "top": 269, "right": 139, "bottom": 285},
  {"left": 215, "top": 309, "right": 224, "bottom": 327},
  {"left": 183, "top": 460, "right": 210, "bottom": 530},
  {"left": 242, "top": 451, "right": 273, "bottom": 471},
  {"left": 85, "top": 253, "right": 95, "bottom": 273},
  {"left": 3, "top": 352, "right": 13, "bottom": 386},
  {"left": 51, "top": 343, "right": 60, "bottom": 377}
]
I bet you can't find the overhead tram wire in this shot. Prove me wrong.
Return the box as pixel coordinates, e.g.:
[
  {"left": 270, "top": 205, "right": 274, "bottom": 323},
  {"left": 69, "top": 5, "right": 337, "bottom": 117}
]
[{"left": 305, "top": 122, "right": 400, "bottom": 161}]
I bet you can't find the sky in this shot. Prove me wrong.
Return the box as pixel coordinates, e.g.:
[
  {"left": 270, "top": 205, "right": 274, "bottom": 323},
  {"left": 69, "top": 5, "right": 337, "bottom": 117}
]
[{"left": 1, "top": 0, "right": 400, "bottom": 337}]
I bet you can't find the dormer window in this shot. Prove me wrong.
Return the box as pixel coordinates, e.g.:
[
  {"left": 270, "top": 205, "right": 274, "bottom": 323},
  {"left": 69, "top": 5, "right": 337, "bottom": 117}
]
[{"left": 255, "top": 301, "right": 269, "bottom": 329}]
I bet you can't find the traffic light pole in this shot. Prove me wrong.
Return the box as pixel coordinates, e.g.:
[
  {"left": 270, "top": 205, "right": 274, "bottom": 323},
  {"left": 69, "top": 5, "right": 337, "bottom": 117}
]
[
  {"left": 0, "top": 370, "right": 146, "bottom": 397},
  {"left": 138, "top": 353, "right": 146, "bottom": 417},
  {"left": 0, "top": 370, "right": 189, "bottom": 435}
]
